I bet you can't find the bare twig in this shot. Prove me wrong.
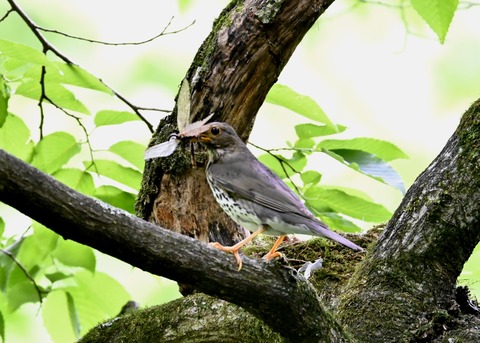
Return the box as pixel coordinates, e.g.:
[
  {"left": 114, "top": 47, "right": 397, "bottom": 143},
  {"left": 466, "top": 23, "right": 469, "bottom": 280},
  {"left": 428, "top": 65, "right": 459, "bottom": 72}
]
[
  {"left": 5, "top": 0, "right": 179, "bottom": 133},
  {"left": 0, "top": 8, "right": 14, "bottom": 22},
  {"left": 37, "top": 17, "right": 195, "bottom": 46},
  {"left": 0, "top": 248, "right": 44, "bottom": 303}
]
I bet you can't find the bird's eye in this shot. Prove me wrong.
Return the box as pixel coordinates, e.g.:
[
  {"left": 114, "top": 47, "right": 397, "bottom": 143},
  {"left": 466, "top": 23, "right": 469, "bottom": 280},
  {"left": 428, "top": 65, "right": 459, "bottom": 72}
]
[{"left": 210, "top": 126, "right": 221, "bottom": 136}]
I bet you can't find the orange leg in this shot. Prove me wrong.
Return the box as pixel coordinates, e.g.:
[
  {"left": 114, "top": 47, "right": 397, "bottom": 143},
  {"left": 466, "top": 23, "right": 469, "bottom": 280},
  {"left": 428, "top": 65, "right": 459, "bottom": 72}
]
[
  {"left": 263, "top": 235, "right": 287, "bottom": 261},
  {"left": 209, "top": 226, "right": 267, "bottom": 271}
]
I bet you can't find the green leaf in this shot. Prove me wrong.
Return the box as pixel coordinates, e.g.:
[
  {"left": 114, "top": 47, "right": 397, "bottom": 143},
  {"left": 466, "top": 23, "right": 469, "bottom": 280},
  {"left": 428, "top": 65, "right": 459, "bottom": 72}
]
[
  {"left": 301, "top": 170, "right": 322, "bottom": 186},
  {"left": 93, "top": 186, "right": 136, "bottom": 213},
  {"left": 0, "top": 217, "right": 4, "bottom": 237},
  {"left": 295, "top": 123, "right": 346, "bottom": 138},
  {"left": 318, "top": 137, "right": 408, "bottom": 162},
  {"left": 49, "top": 63, "right": 111, "bottom": 94},
  {"left": 293, "top": 138, "right": 315, "bottom": 149},
  {"left": 316, "top": 212, "right": 363, "bottom": 233},
  {"left": 16, "top": 224, "right": 59, "bottom": 271},
  {"left": 53, "top": 169, "right": 95, "bottom": 195},
  {"left": 328, "top": 149, "right": 405, "bottom": 193},
  {"left": 14, "top": 79, "right": 90, "bottom": 114},
  {"left": 85, "top": 160, "right": 142, "bottom": 190},
  {"left": 0, "top": 78, "right": 9, "bottom": 127},
  {"left": 305, "top": 186, "right": 392, "bottom": 222},
  {"left": 32, "top": 132, "right": 81, "bottom": 174},
  {"left": 0, "top": 114, "right": 33, "bottom": 161},
  {"left": 411, "top": 0, "right": 458, "bottom": 44},
  {"left": 43, "top": 271, "right": 130, "bottom": 340},
  {"left": 45, "top": 82, "right": 90, "bottom": 114},
  {"left": 109, "top": 141, "right": 146, "bottom": 170},
  {"left": 0, "top": 39, "right": 54, "bottom": 66},
  {"left": 42, "top": 291, "right": 78, "bottom": 343},
  {"left": 52, "top": 239, "right": 96, "bottom": 273},
  {"left": 266, "top": 84, "right": 335, "bottom": 128},
  {"left": 94, "top": 110, "right": 140, "bottom": 127},
  {"left": 6, "top": 280, "right": 40, "bottom": 312},
  {"left": 66, "top": 292, "right": 81, "bottom": 339},
  {"left": 0, "top": 311, "right": 4, "bottom": 343}
]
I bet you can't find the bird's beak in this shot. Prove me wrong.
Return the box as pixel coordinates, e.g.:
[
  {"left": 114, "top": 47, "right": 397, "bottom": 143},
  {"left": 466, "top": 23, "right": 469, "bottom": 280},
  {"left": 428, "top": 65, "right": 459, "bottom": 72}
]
[{"left": 199, "top": 133, "right": 212, "bottom": 143}]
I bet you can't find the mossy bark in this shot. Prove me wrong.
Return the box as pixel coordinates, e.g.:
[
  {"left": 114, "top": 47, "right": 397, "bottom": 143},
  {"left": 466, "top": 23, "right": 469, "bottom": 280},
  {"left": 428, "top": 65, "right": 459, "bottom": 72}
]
[{"left": 336, "top": 101, "right": 480, "bottom": 342}]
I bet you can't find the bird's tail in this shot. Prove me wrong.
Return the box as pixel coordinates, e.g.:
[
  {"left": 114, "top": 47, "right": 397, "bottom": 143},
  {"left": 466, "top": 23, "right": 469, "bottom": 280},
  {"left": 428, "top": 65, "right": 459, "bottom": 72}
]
[{"left": 310, "top": 222, "right": 364, "bottom": 252}]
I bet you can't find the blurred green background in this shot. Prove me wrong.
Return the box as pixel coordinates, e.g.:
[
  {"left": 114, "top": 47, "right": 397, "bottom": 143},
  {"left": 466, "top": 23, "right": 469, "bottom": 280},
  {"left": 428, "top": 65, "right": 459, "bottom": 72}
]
[{"left": 0, "top": 0, "right": 479, "bottom": 341}]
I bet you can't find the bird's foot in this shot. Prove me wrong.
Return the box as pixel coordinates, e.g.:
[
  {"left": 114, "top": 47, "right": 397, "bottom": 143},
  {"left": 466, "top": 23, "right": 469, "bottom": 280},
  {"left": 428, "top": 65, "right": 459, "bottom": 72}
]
[
  {"left": 209, "top": 242, "right": 243, "bottom": 271},
  {"left": 263, "top": 251, "right": 283, "bottom": 261}
]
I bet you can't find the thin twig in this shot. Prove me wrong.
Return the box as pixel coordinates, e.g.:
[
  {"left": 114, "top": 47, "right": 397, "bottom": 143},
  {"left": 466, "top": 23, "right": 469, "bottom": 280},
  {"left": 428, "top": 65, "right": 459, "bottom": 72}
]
[
  {"left": 45, "top": 96, "right": 97, "bottom": 169},
  {"left": 37, "top": 17, "right": 196, "bottom": 46},
  {"left": 5, "top": 0, "right": 178, "bottom": 133},
  {"left": 0, "top": 8, "right": 14, "bottom": 22},
  {"left": 38, "top": 66, "right": 47, "bottom": 139},
  {"left": 0, "top": 248, "right": 44, "bottom": 303}
]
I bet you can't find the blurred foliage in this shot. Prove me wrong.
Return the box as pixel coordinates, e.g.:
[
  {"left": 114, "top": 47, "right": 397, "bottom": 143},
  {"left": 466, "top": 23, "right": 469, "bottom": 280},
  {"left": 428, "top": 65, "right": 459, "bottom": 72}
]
[{"left": 0, "top": 0, "right": 478, "bottom": 342}]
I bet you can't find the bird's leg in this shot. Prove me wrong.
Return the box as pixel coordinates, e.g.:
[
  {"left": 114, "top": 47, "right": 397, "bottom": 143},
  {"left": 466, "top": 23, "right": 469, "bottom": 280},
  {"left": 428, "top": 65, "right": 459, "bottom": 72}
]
[
  {"left": 263, "top": 235, "right": 287, "bottom": 261},
  {"left": 209, "top": 226, "right": 267, "bottom": 271}
]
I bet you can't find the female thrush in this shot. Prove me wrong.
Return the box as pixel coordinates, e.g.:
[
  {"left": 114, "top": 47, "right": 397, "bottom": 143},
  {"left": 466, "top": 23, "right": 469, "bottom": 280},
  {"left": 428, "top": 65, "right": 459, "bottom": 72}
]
[{"left": 199, "top": 122, "right": 363, "bottom": 270}]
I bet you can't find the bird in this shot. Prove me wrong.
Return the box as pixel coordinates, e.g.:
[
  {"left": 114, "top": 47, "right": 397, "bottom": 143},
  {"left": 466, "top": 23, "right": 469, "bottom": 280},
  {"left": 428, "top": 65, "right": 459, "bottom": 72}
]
[{"left": 198, "top": 122, "right": 364, "bottom": 270}]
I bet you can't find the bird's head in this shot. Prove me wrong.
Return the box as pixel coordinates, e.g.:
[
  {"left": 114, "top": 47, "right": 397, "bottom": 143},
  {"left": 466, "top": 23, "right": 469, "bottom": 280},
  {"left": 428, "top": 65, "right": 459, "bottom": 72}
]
[{"left": 198, "top": 122, "right": 244, "bottom": 160}]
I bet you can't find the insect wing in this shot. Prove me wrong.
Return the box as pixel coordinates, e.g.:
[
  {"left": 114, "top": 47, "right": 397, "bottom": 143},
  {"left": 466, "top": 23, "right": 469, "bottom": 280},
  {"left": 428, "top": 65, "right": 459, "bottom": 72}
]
[
  {"left": 181, "top": 113, "right": 214, "bottom": 137},
  {"left": 144, "top": 138, "right": 180, "bottom": 160},
  {"left": 177, "top": 78, "right": 191, "bottom": 133}
]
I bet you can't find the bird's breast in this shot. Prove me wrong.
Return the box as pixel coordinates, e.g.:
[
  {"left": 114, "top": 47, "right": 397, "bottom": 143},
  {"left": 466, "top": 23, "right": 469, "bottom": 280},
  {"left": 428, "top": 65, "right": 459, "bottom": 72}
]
[{"left": 206, "top": 174, "right": 261, "bottom": 232}]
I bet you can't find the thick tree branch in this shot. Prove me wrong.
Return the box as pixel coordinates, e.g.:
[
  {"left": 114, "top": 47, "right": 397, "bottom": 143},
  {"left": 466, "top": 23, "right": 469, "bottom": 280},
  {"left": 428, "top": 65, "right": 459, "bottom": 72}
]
[
  {"left": 337, "top": 101, "right": 480, "bottom": 341},
  {"left": 0, "top": 148, "right": 349, "bottom": 341}
]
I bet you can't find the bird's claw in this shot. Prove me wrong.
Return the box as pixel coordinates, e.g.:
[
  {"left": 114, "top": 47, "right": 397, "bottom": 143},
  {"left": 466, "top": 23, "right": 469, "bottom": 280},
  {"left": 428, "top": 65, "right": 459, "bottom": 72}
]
[{"left": 209, "top": 242, "right": 244, "bottom": 271}]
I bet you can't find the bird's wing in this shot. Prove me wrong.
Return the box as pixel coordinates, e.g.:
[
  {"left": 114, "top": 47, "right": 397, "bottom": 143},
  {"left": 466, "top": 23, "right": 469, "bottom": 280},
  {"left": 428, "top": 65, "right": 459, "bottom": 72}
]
[{"left": 208, "top": 154, "right": 313, "bottom": 218}]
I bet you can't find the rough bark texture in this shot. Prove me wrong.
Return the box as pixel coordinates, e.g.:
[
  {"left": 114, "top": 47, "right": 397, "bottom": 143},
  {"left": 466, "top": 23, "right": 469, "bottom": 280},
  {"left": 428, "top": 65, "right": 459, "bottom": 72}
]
[
  {"left": 0, "top": 148, "right": 353, "bottom": 342},
  {"left": 136, "top": 0, "right": 334, "bottom": 249},
  {"left": 1, "top": 0, "right": 480, "bottom": 341},
  {"left": 337, "top": 100, "right": 480, "bottom": 342}
]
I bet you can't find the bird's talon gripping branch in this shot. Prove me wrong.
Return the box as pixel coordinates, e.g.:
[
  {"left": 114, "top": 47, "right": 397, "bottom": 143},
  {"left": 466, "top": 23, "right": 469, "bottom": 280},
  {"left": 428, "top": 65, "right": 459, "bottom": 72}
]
[
  {"left": 209, "top": 242, "right": 244, "bottom": 270},
  {"left": 263, "top": 235, "right": 286, "bottom": 261}
]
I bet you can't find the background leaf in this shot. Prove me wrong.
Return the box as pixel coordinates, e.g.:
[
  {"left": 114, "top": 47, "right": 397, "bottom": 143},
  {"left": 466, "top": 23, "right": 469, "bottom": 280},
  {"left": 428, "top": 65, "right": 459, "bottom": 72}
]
[
  {"left": 410, "top": 0, "right": 458, "bottom": 43},
  {"left": 0, "top": 39, "right": 54, "bottom": 66},
  {"left": 109, "top": 141, "right": 146, "bottom": 171},
  {"left": 305, "top": 186, "right": 392, "bottom": 223},
  {"left": 49, "top": 63, "right": 111, "bottom": 94},
  {"left": 325, "top": 149, "right": 405, "bottom": 193},
  {"left": 94, "top": 110, "right": 140, "bottom": 127},
  {"left": 0, "top": 114, "right": 33, "bottom": 161},
  {"left": 52, "top": 239, "right": 96, "bottom": 273},
  {"left": 53, "top": 169, "right": 95, "bottom": 196},
  {"left": 295, "top": 123, "right": 346, "bottom": 138},
  {"left": 85, "top": 160, "right": 142, "bottom": 190},
  {"left": 42, "top": 271, "right": 130, "bottom": 342},
  {"left": 318, "top": 138, "right": 408, "bottom": 162},
  {"left": 0, "top": 78, "right": 9, "bottom": 127},
  {"left": 93, "top": 186, "right": 136, "bottom": 213},
  {"left": 266, "top": 84, "right": 335, "bottom": 128},
  {"left": 31, "top": 132, "right": 81, "bottom": 174}
]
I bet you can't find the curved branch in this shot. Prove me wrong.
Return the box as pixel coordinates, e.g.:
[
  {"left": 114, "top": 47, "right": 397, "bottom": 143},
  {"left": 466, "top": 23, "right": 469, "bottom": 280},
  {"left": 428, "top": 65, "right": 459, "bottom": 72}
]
[
  {"left": 37, "top": 17, "right": 195, "bottom": 46},
  {"left": 5, "top": 0, "right": 170, "bottom": 132},
  {"left": 338, "top": 100, "right": 480, "bottom": 340},
  {"left": 0, "top": 148, "right": 349, "bottom": 341}
]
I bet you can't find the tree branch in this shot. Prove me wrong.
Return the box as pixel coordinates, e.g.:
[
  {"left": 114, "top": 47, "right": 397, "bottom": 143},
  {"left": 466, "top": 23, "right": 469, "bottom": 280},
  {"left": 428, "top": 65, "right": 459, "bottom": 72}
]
[
  {"left": 0, "top": 148, "right": 349, "bottom": 341},
  {"left": 337, "top": 100, "right": 480, "bottom": 340}
]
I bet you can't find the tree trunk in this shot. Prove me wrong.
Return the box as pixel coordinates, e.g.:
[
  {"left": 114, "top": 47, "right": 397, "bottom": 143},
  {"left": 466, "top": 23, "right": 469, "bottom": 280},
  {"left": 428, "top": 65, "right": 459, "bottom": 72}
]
[{"left": 1, "top": 0, "right": 479, "bottom": 341}]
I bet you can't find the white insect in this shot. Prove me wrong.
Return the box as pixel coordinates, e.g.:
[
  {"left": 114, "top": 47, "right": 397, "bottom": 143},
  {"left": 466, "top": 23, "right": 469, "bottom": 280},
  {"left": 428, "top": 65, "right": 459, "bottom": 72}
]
[{"left": 144, "top": 78, "right": 214, "bottom": 160}]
